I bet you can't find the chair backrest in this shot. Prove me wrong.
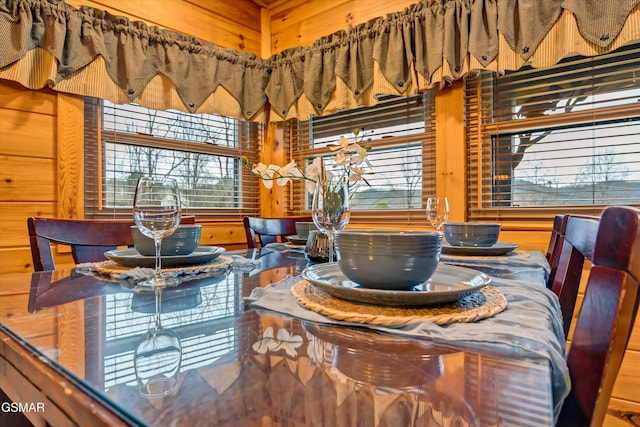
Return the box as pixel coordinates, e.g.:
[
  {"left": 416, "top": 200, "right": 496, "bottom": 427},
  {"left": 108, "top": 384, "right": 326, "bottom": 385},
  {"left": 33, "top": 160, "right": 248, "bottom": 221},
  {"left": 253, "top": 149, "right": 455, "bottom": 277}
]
[
  {"left": 546, "top": 214, "right": 565, "bottom": 264},
  {"left": 28, "top": 216, "right": 196, "bottom": 271},
  {"left": 546, "top": 214, "right": 600, "bottom": 336},
  {"left": 558, "top": 206, "right": 640, "bottom": 427},
  {"left": 243, "top": 216, "right": 313, "bottom": 248}
]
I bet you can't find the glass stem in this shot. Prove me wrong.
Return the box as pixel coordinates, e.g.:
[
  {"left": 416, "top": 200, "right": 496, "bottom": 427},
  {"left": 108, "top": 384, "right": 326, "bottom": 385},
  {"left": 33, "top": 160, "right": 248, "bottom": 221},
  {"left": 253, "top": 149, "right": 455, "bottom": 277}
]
[
  {"left": 154, "top": 237, "right": 163, "bottom": 278},
  {"left": 154, "top": 287, "right": 162, "bottom": 332},
  {"left": 327, "top": 229, "right": 335, "bottom": 263}
]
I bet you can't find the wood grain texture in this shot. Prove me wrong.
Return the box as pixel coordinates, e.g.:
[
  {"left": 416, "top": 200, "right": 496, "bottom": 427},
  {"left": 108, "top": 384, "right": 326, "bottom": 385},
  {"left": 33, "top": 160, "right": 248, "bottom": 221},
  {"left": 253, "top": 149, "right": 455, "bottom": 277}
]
[
  {"left": 0, "top": 294, "right": 55, "bottom": 338},
  {"left": 0, "top": 156, "right": 56, "bottom": 201},
  {"left": 269, "top": 0, "right": 417, "bottom": 53},
  {"left": 198, "top": 222, "right": 248, "bottom": 246},
  {"left": 0, "top": 80, "right": 56, "bottom": 115},
  {"left": 57, "top": 94, "right": 84, "bottom": 219},
  {"left": 612, "top": 350, "right": 640, "bottom": 404},
  {"left": 65, "top": 0, "right": 262, "bottom": 54},
  {"left": 0, "top": 248, "right": 41, "bottom": 274},
  {"left": 0, "top": 0, "right": 639, "bottom": 417},
  {"left": 498, "top": 230, "right": 550, "bottom": 252},
  {"left": 0, "top": 359, "right": 74, "bottom": 427},
  {"left": 0, "top": 202, "right": 56, "bottom": 248},
  {"left": 186, "top": 0, "right": 262, "bottom": 32},
  {"left": 606, "top": 398, "right": 640, "bottom": 427},
  {"left": 57, "top": 301, "right": 86, "bottom": 379},
  {"left": 435, "top": 82, "right": 466, "bottom": 223},
  {"left": 1, "top": 330, "right": 130, "bottom": 427},
  {"left": 0, "top": 108, "right": 56, "bottom": 158}
]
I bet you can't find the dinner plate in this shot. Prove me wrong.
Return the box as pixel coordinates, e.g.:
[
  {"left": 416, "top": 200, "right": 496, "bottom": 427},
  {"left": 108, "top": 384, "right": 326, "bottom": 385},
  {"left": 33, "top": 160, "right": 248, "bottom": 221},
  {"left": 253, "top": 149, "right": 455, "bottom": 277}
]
[
  {"left": 286, "top": 235, "right": 308, "bottom": 245},
  {"left": 104, "top": 246, "right": 226, "bottom": 268},
  {"left": 441, "top": 242, "right": 519, "bottom": 256},
  {"left": 301, "top": 263, "right": 490, "bottom": 307}
]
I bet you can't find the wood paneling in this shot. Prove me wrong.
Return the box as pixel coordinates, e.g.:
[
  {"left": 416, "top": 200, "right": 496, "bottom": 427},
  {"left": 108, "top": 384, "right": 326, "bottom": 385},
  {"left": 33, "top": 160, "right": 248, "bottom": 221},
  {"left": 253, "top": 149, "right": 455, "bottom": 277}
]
[
  {"left": 0, "top": 248, "right": 39, "bottom": 274},
  {"left": 0, "top": 202, "right": 56, "bottom": 248},
  {"left": 612, "top": 350, "right": 640, "bottom": 404},
  {"left": 0, "top": 80, "right": 57, "bottom": 258},
  {"left": 268, "top": 0, "right": 417, "bottom": 53},
  {"left": 435, "top": 83, "right": 466, "bottom": 222},
  {"left": 186, "top": 0, "right": 262, "bottom": 32},
  {"left": 607, "top": 397, "right": 640, "bottom": 426},
  {"left": 65, "top": 0, "right": 262, "bottom": 55},
  {"left": 0, "top": 109, "right": 56, "bottom": 158},
  {"left": 199, "top": 223, "right": 248, "bottom": 246},
  {"left": 0, "top": 157, "right": 56, "bottom": 202},
  {"left": 56, "top": 94, "right": 84, "bottom": 219},
  {"left": 0, "top": 294, "right": 55, "bottom": 339},
  {"left": 0, "top": 0, "right": 638, "bottom": 420},
  {"left": 0, "top": 80, "right": 56, "bottom": 115}
]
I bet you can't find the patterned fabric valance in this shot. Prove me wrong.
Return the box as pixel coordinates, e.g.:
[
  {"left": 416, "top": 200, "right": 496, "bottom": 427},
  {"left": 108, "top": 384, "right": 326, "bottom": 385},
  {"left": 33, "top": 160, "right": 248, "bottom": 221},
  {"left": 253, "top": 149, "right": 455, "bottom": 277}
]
[{"left": 2, "top": 0, "right": 640, "bottom": 122}]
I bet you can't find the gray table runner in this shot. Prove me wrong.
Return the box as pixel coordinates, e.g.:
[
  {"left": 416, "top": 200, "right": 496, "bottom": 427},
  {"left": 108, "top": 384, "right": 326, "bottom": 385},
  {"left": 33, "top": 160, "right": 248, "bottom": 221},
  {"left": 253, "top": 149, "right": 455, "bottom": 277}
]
[{"left": 245, "top": 252, "right": 569, "bottom": 421}]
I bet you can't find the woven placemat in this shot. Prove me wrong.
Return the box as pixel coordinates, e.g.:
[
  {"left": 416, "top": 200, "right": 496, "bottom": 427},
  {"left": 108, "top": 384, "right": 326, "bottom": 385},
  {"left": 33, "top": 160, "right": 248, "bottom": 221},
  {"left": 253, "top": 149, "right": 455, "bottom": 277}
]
[
  {"left": 291, "top": 280, "right": 508, "bottom": 327},
  {"left": 441, "top": 250, "right": 530, "bottom": 261},
  {"left": 93, "top": 255, "right": 233, "bottom": 275}
]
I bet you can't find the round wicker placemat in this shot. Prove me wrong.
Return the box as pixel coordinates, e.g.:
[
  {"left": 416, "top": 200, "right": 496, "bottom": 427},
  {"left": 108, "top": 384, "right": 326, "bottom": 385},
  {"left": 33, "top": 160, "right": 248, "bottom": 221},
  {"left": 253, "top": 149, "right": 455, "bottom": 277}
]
[
  {"left": 291, "top": 280, "right": 508, "bottom": 327},
  {"left": 441, "top": 249, "right": 530, "bottom": 260},
  {"left": 93, "top": 255, "right": 233, "bottom": 275}
]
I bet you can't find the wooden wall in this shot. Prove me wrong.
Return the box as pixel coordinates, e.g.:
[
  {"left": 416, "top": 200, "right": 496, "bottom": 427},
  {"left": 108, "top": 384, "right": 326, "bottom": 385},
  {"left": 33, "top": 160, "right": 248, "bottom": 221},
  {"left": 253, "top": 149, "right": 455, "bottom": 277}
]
[
  {"left": 65, "top": 0, "right": 263, "bottom": 56},
  {"left": 0, "top": 82, "right": 61, "bottom": 273},
  {"left": 0, "top": 1, "right": 638, "bottom": 424},
  {"left": 268, "top": 0, "right": 417, "bottom": 54}
]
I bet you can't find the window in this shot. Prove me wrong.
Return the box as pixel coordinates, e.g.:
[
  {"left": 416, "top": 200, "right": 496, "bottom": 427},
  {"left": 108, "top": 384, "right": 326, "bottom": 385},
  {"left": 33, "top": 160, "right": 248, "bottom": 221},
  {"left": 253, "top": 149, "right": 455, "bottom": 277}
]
[
  {"left": 288, "top": 93, "right": 436, "bottom": 224},
  {"left": 84, "top": 99, "right": 262, "bottom": 219},
  {"left": 100, "top": 275, "right": 242, "bottom": 390},
  {"left": 465, "top": 42, "right": 640, "bottom": 221}
]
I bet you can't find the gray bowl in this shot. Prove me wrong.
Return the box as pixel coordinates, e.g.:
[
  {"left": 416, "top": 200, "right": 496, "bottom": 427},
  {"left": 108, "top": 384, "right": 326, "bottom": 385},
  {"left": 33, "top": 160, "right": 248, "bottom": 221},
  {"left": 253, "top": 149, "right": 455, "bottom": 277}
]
[
  {"left": 443, "top": 222, "right": 500, "bottom": 247},
  {"left": 335, "top": 230, "right": 442, "bottom": 290},
  {"left": 131, "top": 224, "right": 202, "bottom": 256},
  {"left": 295, "top": 221, "right": 317, "bottom": 238}
]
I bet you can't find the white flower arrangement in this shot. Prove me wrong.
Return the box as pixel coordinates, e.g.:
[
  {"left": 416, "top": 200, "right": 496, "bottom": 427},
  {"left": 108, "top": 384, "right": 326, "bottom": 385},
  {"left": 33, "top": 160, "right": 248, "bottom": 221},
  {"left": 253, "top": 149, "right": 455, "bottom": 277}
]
[{"left": 242, "top": 128, "right": 373, "bottom": 192}]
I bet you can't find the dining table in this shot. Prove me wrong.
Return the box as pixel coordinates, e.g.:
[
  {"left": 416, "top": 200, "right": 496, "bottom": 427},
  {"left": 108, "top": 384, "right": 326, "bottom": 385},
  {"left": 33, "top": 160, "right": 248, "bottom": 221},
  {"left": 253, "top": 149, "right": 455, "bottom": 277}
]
[{"left": 0, "top": 244, "right": 568, "bottom": 427}]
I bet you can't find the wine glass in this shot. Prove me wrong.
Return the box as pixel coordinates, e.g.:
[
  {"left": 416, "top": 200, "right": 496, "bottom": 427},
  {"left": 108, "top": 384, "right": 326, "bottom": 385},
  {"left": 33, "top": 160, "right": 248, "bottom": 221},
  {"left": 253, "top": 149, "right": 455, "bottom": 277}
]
[
  {"left": 312, "top": 178, "right": 350, "bottom": 263},
  {"left": 426, "top": 197, "right": 449, "bottom": 232},
  {"left": 134, "top": 287, "right": 182, "bottom": 398},
  {"left": 133, "top": 177, "right": 181, "bottom": 288}
]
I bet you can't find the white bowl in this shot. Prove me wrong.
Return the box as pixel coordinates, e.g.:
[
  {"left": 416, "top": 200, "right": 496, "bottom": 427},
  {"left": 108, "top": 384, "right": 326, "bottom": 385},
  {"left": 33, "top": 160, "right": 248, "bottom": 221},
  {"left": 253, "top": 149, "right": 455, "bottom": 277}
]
[{"left": 335, "top": 230, "right": 442, "bottom": 290}]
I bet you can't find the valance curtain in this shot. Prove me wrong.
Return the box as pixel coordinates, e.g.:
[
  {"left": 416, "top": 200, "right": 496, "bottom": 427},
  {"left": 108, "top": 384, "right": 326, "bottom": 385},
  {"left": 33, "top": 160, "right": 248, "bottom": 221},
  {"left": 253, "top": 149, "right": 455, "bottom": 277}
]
[{"left": 2, "top": 0, "right": 640, "bottom": 123}]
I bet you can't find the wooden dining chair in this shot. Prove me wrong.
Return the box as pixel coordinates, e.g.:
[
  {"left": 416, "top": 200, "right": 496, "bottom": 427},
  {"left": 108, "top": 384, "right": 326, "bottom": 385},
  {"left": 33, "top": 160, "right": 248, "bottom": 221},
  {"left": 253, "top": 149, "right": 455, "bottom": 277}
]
[
  {"left": 243, "top": 216, "right": 313, "bottom": 248},
  {"left": 546, "top": 214, "right": 565, "bottom": 265},
  {"left": 28, "top": 216, "right": 196, "bottom": 271},
  {"left": 546, "top": 214, "right": 600, "bottom": 336},
  {"left": 557, "top": 206, "right": 640, "bottom": 427}
]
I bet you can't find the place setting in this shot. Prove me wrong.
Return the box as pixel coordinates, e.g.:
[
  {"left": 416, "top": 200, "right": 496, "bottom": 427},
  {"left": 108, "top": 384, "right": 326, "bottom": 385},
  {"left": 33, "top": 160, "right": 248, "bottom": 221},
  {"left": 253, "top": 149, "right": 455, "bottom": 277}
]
[
  {"left": 426, "top": 197, "right": 521, "bottom": 257},
  {"left": 247, "top": 195, "right": 506, "bottom": 327},
  {"left": 290, "top": 229, "right": 507, "bottom": 327},
  {"left": 440, "top": 222, "right": 520, "bottom": 256},
  {"left": 78, "top": 177, "right": 258, "bottom": 291}
]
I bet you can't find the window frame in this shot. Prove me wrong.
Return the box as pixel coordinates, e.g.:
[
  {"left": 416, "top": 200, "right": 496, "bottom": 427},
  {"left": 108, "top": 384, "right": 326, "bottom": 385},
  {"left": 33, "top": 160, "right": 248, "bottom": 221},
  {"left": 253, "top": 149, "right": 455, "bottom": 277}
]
[
  {"left": 84, "top": 98, "right": 263, "bottom": 220},
  {"left": 464, "top": 45, "right": 640, "bottom": 223},
  {"left": 287, "top": 92, "right": 438, "bottom": 225}
]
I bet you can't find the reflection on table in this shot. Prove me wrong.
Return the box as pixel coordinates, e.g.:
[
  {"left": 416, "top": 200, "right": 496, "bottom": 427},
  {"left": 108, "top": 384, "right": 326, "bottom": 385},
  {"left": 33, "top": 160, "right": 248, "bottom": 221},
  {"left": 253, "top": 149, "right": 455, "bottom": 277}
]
[{"left": 0, "top": 249, "right": 555, "bottom": 426}]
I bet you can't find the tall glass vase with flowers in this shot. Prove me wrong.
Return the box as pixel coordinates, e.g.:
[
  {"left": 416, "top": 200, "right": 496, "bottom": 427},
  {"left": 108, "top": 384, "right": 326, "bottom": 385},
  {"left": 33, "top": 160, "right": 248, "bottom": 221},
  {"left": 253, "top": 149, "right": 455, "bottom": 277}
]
[
  {"left": 242, "top": 128, "right": 373, "bottom": 261},
  {"left": 311, "top": 170, "right": 350, "bottom": 262}
]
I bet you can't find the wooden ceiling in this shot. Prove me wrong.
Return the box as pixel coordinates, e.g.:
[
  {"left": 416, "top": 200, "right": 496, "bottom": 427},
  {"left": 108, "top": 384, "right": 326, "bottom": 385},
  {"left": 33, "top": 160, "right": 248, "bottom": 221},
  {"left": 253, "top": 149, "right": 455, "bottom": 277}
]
[{"left": 249, "top": 0, "right": 279, "bottom": 7}]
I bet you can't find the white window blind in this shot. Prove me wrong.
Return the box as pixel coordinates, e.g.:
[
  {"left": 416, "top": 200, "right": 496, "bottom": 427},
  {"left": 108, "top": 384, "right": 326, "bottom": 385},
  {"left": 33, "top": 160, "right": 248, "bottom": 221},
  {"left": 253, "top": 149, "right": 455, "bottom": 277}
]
[
  {"left": 102, "top": 276, "right": 241, "bottom": 389},
  {"left": 288, "top": 93, "right": 436, "bottom": 225},
  {"left": 465, "top": 42, "right": 640, "bottom": 222},
  {"left": 84, "top": 99, "right": 262, "bottom": 219}
]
